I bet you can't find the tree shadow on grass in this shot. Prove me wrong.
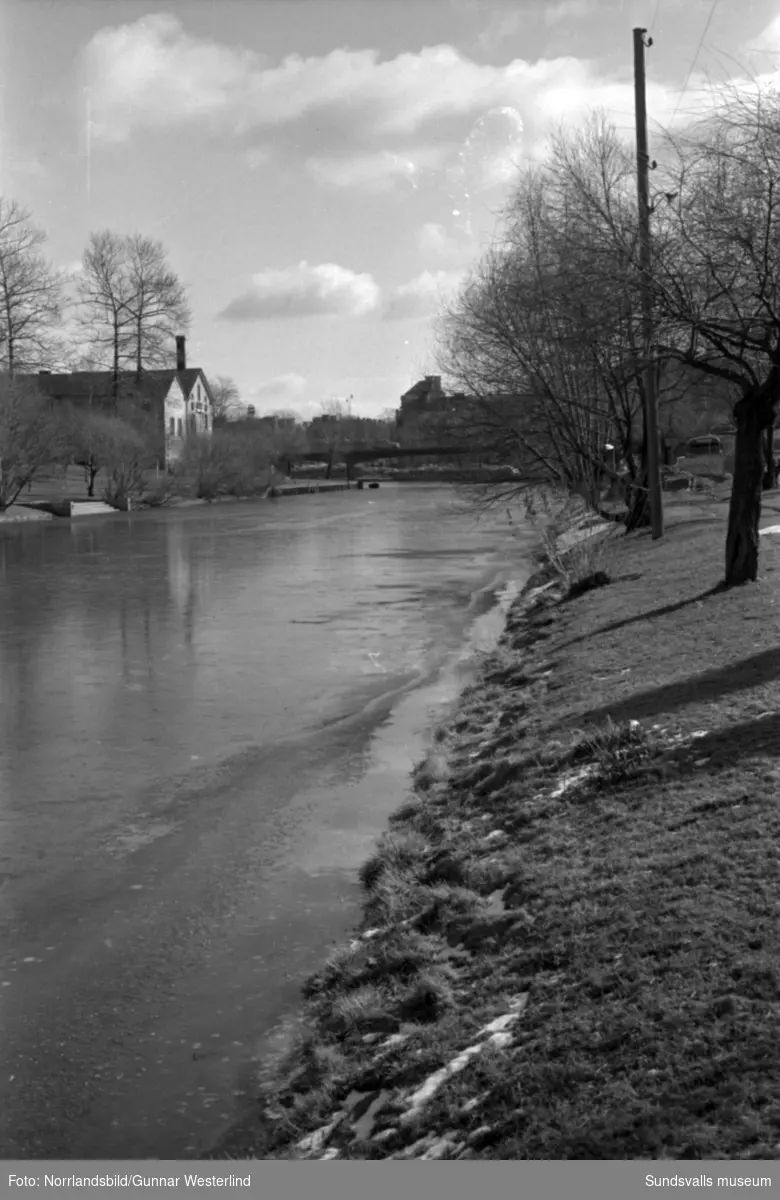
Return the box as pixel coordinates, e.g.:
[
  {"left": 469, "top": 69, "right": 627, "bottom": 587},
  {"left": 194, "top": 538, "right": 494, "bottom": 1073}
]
[
  {"left": 565, "top": 645, "right": 780, "bottom": 728},
  {"left": 661, "top": 710, "right": 780, "bottom": 789},
  {"left": 558, "top": 583, "right": 728, "bottom": 651}
]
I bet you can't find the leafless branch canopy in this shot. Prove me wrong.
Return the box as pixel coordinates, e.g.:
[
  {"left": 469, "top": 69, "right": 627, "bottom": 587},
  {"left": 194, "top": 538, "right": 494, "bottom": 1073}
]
[
  {"left": 0, "top": 198, "right": 64, "bottom": 376},
  {"left": 77, "top": 230, "right": 191, "bottom": 380}
]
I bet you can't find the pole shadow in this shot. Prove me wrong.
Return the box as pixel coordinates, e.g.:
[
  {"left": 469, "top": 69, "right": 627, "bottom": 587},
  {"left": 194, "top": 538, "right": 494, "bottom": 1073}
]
[
  {"left": 562, "top": 644, "right": 780, "bottom": 728},
  {"left": 558, "top": 583, "right": 729, "bottom": 651}
]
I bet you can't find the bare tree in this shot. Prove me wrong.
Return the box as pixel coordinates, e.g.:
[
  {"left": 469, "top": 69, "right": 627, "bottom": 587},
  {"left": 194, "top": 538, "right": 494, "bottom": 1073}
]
[
  {"left": 77, "top": 230, "right": 190, "bottom": 399},
  {"left": 99, "top": 412, "right": 157, "bottom": 508},
  {"left": 123, "top": 234, "right": 191, "bottom": 378},
  {"left": 651, "top": 84, "right": 780, "bottom": 583},
  {"left": 656, "top": 360, "right": 736, "bottom": 465},
  {"left": 174, "top": 430, "right": 240, "bottom": 500},
  {"left": 210, "top": 375, "right": 241, "bottom": 421},
  {"left": 76, "top": 231, "right": 136, "bottom": 402},
  {"left": 66, "top": 408, "right": 138, "bottom": 497},
  {"left": 268, "top": 418, "right": 306, "bottom": 474},
  {"left": 0, "top": 375, "right": 68, "bottom": 508},
  {"left": 0, "top": 199, "right": 64, "bottom": 377},
  {"left": 307, "top": 400, "right": 350, "bottom": 478},
  {"left": 438, "top": 91, "right": 780, "bottom": 586},
  {"left": 438, "top": 116, "right": 657, "bottom": 527}
]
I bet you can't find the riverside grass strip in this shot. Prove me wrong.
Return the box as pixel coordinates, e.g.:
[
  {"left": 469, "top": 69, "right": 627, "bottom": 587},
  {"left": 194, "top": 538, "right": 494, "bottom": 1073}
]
[{"left": 211, "top": 495, "right": 780, "bottom": 1161}]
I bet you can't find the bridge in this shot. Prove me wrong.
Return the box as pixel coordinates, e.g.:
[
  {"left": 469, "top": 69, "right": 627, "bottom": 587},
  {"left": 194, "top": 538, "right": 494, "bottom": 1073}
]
[{"left": 298, "top": 444, "right": 471, "bottom": 480}]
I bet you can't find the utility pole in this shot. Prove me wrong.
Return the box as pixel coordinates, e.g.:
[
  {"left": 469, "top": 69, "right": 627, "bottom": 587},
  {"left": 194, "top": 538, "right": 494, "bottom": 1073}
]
[{"left": 633, "top": 26, "right": 664, "bottom": 540}]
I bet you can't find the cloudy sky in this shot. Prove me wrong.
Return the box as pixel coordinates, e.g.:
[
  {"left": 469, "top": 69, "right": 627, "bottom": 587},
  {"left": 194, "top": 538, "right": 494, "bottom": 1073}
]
[{"left": 3, "top": 0, "right": 780, "bottom": 416}]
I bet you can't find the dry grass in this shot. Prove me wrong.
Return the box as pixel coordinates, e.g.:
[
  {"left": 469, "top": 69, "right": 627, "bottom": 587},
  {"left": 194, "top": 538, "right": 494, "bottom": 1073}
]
[
  {"left": 208, "top": 493, "right": 780, "bottom": 1161},
  {"left": 520, "top": 487, "right": 624, "bottom": 600}
]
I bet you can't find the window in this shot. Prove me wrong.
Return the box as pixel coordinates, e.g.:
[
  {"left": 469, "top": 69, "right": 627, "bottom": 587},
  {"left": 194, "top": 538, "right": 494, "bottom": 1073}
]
[
  {"left": 169, "top": 417, "right": 175, "bottom": 434},
  {"left": 177, "top": 418, "right": 183, "bottom": 437}
]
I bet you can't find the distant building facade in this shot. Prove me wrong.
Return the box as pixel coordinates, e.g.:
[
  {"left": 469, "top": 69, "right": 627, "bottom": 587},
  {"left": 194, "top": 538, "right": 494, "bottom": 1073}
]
[
  {"left": 23, "top": 336, "right": 214, "bottom": 468},
  {"left": 395, "top": 376, "right": 462, "bottom": 447},
  {"left": 247, "top": 413, "right": 298, "bottom": 431},
  {"left": 395, "top": 376, "right": 535, "bottom": 461}
]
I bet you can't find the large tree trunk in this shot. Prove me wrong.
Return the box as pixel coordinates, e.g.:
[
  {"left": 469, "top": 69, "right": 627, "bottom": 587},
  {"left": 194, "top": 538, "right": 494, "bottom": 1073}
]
[
  {"left": 624, "top": 472, "right": 651, "bottom": 531},
  {"left": 762, "top": 421, "right": 777, "bottom": 491},
  {"left": 136, "top": 318, "right": 143, "bottom": 385},
  {"left": 725, "top": 391, "right": 776, "bottom": 586},
  {"left": 112, "top": 327, "right": 120, "bottom": 408},
  {"left": 623, "top": 430, "right": 652, "bottom": 532}
]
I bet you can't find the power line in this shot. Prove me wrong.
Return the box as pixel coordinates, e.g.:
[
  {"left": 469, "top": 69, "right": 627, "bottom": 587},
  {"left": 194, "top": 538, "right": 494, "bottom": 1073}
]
[{"left": 671, "top": 0, "right": 720, "bottom": 127}]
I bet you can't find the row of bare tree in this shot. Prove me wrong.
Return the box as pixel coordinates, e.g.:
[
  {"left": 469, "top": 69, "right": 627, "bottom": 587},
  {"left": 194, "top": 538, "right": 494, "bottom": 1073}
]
[
  {"left": 0, "top": 198, "right": 198, "bottom": 510},
  {"left": 0, "top": 198, "right": 190, "bottom": 382},
  {"left": 438, "top": 86, "right": 780, "bottom": 586}
]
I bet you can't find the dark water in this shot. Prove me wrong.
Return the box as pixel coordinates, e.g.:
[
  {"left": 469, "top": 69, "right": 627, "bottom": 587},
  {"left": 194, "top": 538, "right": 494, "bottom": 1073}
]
[{"left": 0, "top": 484, "right": 531, "bottom": 1159}]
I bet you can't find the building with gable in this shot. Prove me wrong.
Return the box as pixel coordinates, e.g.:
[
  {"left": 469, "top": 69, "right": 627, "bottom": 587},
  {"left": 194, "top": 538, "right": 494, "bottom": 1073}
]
[{"left": 24, "top": 336, "right": 214, "bottom": 468}]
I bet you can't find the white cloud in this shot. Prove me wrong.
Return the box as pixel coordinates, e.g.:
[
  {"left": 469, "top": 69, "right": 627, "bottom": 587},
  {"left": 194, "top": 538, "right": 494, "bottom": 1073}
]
[
  {"left": 83, "top": 13, "right": 262, "bottom": 143},
  {"left": 746, "top": 13, "right": 780, "bottom": 53},
  {"left": 249, "top": 373, "right": 307, "bottom": 400},
  {"left": 219, "top": 261, "right": 380, "bottom": 320},
  {"left": 417, "top": 222, "right": 474, "bottom": 261},
  {"left": 543, "top": 0, "right": 593, "bottom": 24},
  {"left": 244, "top": 146, "right": 272, "bottom": 170},
  {"left": 5, "top": 153, "right": 48, "bottom": 181},
  {"left": 477, "top": 10, "right": 523, "bottom": 53},
  {"left": 382, "top": 270, "right": 464, "bottom": 321},
  {"left": 83, "top": 12, "right": 718, "bottom": 149},
  {"left": 305, "top": 145, "right": 449, "bottom": 192}
]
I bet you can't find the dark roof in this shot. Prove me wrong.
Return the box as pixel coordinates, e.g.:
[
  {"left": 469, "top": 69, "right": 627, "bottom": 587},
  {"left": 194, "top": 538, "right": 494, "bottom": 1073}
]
[
  {"left": 166, "top": 368, "right": 215, "bottom": 404},
  {"left": 145, "top": 367, "right": 215, "bottom": 405},
  {"left": 401, "top": 376, "right": 446, "bottom": 404},
  {"left": 26, "top": 367, "right": 213, "bottom": 407}
]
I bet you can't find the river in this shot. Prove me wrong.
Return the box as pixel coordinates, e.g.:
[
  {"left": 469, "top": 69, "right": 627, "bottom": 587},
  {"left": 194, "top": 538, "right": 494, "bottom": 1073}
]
[{"left": 0, "top": 484, "right": 533, "bottom": 1159}]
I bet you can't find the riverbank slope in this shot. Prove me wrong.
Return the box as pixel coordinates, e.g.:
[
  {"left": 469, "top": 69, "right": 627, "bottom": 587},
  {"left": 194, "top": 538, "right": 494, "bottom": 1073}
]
[{"left": 209, "top": 494, "right": 780, "bottom": 1161}]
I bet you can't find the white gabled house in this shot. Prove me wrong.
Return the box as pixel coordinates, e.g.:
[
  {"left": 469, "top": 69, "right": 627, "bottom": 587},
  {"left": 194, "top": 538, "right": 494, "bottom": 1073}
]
[
  {"left": 25, "top": 335, "right": 215, "bottom": 469},
  {"left": 161, "top": 336, "right": 215, "bottom": 462}
]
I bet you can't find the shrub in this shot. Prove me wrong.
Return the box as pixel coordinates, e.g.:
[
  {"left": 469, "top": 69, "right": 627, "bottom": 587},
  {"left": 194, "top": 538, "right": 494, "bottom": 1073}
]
[
  {"left": 173, "top": 428, "right": 284, "bottom": 499},
  {"left": 98, "top": 420, "right": 150, "bottom": 508},
  {"left": 140, "top": 474, "right": 178, "bottom": 507},
  {"left": 521, "top": 487, "right": 622, "bottom": 594},
  {"left": 561, "top": 717, "right": 663, "bottom": 794},
  {"left": 0, "top": 376, "right": 70, "bottom": 509}
]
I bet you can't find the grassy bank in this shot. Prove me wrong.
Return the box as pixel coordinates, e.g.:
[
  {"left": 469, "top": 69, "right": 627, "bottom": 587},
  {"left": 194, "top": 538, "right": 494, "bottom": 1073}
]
[{"left": 210, "top": 492, "right": 780, "bottom": 1161}]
